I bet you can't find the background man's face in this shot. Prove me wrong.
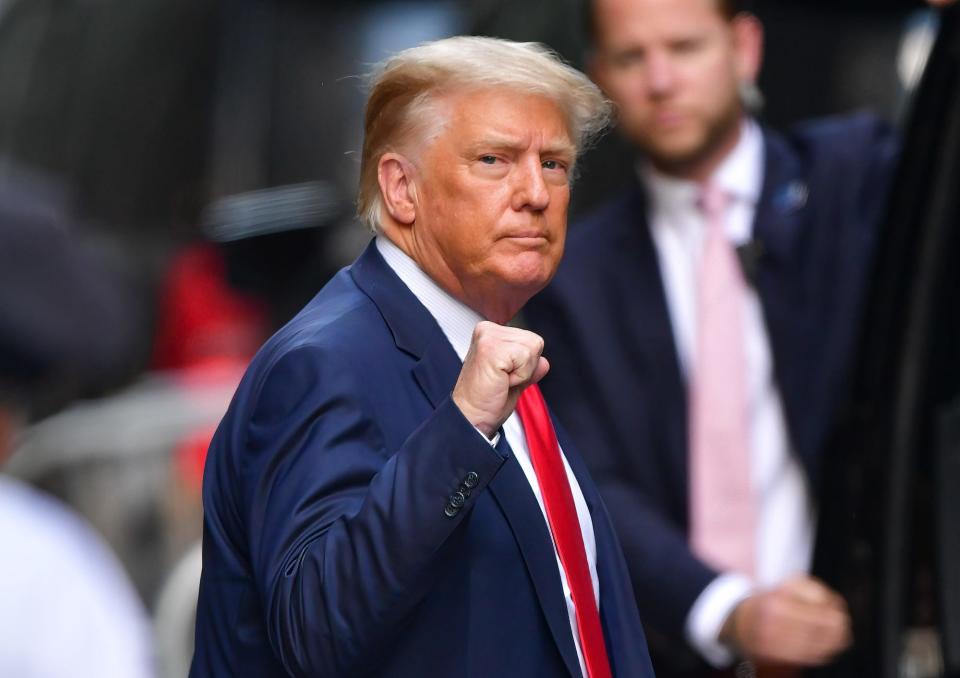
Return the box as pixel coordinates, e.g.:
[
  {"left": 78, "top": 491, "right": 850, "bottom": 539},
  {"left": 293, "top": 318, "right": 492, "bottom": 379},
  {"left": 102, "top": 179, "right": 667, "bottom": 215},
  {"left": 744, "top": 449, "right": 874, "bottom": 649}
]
[
  {"left": 410, "top": 88, "right": 575, "bottom": 316},
  {"left": 591, "top": 0, "right": 757, "bottom": 173}
]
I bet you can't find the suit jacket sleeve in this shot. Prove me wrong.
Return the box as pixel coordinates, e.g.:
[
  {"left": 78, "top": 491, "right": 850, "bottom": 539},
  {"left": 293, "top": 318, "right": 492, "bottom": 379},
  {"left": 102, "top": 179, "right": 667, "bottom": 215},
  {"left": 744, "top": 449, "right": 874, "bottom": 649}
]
[{"left": 226, "top": 343, "right": 506, "bottom": 677}]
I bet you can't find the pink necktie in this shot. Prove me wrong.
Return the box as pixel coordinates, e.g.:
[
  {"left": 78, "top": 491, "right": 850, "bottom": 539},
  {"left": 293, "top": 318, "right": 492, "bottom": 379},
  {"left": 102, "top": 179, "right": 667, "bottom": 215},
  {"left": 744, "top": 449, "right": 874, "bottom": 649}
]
[
  {"left": 688, "top": 183, "right": 756, "bottom": 578},
  {"left": 516, "top": 385, "right": 612, "bottom": 678}
]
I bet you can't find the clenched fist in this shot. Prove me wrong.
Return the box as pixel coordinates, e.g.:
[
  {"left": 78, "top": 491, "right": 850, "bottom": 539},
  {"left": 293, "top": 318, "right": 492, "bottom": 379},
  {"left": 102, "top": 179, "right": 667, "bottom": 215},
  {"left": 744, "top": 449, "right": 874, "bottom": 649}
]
[
  {"left": 452, "top": 321, "right": 550, "bottom": 438},
  {"left": 721, "top": 575, "right": 852, "bottom": 669}
]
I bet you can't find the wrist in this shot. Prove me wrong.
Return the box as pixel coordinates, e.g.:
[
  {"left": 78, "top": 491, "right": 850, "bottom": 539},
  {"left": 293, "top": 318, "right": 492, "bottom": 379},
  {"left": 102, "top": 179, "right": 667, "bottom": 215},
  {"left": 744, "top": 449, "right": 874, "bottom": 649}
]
[
  {"left": 685, "top": 573, "right": 754, "bottom": 667},
  {"left": 719, "top": 600, "right": 744, "bottom": 653},
  {"left": 452, "top": 393, "right": 498, "bottom": 439}
]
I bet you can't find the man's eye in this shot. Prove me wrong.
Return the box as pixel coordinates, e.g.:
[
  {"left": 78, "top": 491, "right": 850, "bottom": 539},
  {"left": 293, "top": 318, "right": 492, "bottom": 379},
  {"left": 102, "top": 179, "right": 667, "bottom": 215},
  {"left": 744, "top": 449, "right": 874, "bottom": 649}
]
[
  {"left": 672, "top": 39, "right": 702, "bottom": 54},
  {"left": 479, "top": 155, "right": 498, "bottom": 165},
  {"left": 609, "top": 51, "right": 644, "bottom": 70},
  {"left": 542, "top": 160, "right": 564, "bottom": 171}
]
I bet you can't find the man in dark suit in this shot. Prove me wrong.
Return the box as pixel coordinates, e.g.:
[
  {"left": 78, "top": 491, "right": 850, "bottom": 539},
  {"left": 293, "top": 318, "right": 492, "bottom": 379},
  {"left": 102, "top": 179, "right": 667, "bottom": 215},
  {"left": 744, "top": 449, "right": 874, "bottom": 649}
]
[
  {"left": 190, "top": 36, "right": 655, "bottom": 678},
  {"left": 523, "top": 0, "right": 912, "bottom": 675}
]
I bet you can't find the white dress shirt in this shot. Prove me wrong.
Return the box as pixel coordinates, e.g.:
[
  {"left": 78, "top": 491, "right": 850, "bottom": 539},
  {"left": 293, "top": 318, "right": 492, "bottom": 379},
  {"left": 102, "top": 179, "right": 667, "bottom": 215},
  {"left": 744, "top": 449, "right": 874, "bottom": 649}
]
[
  {"left": 641, "top": 120, "right": 816, "bottom": 666},
  {"left": 377, "top": 235, "right": 598, "bottom": 678}
]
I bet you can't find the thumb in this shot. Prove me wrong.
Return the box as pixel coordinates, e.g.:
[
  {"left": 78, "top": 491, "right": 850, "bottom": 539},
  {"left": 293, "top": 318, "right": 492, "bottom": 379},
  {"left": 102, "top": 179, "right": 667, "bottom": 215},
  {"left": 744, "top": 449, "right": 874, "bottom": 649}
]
[
  {"left": 783, "top": 576, "right": 837, "bottom": 606},
  {"left": 530, "top": 356, "right": 550, "bottom": 384}
]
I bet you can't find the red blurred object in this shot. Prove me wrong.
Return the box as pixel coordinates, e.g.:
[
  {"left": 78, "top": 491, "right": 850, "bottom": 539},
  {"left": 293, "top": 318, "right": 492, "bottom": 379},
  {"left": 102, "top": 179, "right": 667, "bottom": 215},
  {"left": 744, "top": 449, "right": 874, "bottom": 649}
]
[
  {"left": 151, "top": 243, "right": 266, "bottom": 371},
  {"left": 153, "top": 242, "right": 268, "bottom": 492},
  {"left": 175, "top": 423, "right": 218, "bottom": 493}
]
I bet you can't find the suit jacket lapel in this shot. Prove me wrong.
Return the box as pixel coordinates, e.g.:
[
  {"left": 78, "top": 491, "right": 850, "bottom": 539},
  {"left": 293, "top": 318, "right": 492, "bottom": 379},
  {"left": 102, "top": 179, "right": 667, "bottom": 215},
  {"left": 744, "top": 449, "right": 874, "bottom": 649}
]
[
  {"left": 555, "top": 417, "right": 652, "bottom": 677},
  {"left": 350, "top": 241, "right": 463, "bottom": 407},
  {"left": 611, "top": 187, "right": 690, "bottom": 515},
  {"left": 351, "top": 240, "right": 584, "bottom": 677},
  {"left": 753, "top": 129, "right": 814, "bottom": 469},
  {"left": 486, "top": 435, "right": 583, "bottom": 678},
  {"left": 753, "top": 129, "right": 807, "bottom": 264}
]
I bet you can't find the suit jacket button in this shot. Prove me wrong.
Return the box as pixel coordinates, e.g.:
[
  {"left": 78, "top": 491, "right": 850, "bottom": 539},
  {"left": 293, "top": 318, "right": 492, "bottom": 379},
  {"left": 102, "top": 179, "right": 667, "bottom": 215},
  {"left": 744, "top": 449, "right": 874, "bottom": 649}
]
[
  {"left": 463, "top": 471, "right": 479, "bottom": 489},
  {"left": 444, "top": 504, "right": 459, "bottom": 518},
  {"left": 449, "top": 491, "right": 466, "bottom": 509}
]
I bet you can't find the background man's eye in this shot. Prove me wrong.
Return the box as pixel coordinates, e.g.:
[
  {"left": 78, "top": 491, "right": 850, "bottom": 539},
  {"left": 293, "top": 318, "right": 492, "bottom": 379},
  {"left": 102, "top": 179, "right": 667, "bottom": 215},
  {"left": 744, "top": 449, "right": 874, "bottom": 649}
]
[{"left": 673, "top": 39, "right": 702, "bottom": 54}]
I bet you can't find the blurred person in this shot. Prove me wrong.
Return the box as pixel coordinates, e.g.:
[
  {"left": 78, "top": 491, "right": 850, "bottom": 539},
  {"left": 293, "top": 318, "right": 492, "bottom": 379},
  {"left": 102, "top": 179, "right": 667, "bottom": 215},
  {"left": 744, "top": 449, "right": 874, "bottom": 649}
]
[
  {"left": 0, "top": 163, "right": 145, "bottom": 413},
  {"left": 0, "top": 198, "right": 155, "bottom": 677},
  {"left": 0, "top": 472, "right": 156, "bottom": 677},
  {"left": 523, "top": 0, "right": 952, "bottom": 675},
  {"left": 152, "top": 239, "right": 270, "bottom": 501},
  {"left": 190, "top": 36, "right": 656, "bottom": 678}
]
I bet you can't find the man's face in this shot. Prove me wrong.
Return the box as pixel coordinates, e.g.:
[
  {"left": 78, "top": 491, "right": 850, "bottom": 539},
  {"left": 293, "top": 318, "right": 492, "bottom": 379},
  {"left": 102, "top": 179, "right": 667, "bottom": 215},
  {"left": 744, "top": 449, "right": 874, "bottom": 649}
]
[
  {"left": 407, "top": 89, "right": 575, "bottom": 321},
  {"left": 591, "top": 0, "right": 760, "bottom": 175}
]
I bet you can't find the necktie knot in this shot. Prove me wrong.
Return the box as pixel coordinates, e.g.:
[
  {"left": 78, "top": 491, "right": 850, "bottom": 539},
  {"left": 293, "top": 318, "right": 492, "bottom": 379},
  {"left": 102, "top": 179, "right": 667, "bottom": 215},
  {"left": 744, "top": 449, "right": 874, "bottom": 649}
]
[{"left": 699, "top": 182, "right": 730, "bottom": 231}]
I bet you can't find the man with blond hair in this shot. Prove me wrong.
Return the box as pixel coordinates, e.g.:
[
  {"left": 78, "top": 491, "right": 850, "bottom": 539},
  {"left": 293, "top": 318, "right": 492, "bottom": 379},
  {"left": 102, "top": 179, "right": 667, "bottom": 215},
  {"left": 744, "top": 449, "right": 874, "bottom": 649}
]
[{"left": 190, "top": 36, "right": 655, "bottom": 678}]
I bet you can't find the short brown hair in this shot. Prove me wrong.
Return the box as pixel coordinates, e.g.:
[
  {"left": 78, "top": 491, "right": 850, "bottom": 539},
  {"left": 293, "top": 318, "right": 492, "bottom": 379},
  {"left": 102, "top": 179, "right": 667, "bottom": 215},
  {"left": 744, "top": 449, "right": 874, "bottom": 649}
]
[
  {"left": 716, "top": 0, "right": 753, "bottom": 20},
  {"left": 585, "top": 0, "right": 754, "bottom": 49}
]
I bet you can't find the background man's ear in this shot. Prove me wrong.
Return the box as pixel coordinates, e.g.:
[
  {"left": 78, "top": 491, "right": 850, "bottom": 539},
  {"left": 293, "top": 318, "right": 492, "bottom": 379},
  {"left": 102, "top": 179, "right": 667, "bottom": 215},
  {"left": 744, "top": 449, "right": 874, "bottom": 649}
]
[
  {"left": 732, "top": 13, "right": 764, "bottom": 86},
  {"left": 377, "top": 153, "right": 418, "bottom": 225}
]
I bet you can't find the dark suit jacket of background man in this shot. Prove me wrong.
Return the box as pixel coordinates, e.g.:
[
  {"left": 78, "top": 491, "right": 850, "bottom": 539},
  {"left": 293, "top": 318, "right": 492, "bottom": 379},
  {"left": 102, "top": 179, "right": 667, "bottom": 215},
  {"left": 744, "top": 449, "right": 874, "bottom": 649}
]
[
  {"left": 190, "top": 241, "right": 656, "bottom": 677},
  {"left": 524, "top": 112, "right": 898, "bottom": 671}
]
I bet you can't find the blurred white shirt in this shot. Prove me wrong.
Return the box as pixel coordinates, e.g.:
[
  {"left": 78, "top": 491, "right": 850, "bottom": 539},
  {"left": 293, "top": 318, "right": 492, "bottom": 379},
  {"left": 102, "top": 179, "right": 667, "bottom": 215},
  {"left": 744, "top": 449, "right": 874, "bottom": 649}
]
[{"left": 0, "top": 474, "right": 155, "bottom": 678}]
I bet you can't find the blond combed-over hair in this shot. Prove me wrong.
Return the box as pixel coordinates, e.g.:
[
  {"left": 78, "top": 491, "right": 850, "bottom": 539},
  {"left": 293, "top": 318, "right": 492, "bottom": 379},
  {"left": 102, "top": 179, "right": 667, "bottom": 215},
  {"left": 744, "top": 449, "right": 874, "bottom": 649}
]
[{"left": 357, "top": 36, "right": 612, "bottom": 232}]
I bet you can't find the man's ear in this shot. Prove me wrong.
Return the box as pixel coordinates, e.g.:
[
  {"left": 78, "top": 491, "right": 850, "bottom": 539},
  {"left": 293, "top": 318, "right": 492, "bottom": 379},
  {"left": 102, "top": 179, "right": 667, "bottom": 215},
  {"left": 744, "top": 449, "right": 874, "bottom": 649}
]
[
  {"left": 377, "top": 153, "right": 418, "bottom": 226},
  {"left": 732, "top": 13, "right": 764, "bottom": 86}
]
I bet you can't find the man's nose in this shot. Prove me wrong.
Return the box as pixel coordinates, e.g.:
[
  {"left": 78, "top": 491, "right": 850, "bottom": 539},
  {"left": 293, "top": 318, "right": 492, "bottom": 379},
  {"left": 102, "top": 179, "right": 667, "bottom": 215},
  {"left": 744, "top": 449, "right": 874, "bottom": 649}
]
[
  {"left": 512, "top": 157, "right": 550, "bottom": 212},
  {"left": 645, "top": 51, "right": 676, "bottom": 97}
]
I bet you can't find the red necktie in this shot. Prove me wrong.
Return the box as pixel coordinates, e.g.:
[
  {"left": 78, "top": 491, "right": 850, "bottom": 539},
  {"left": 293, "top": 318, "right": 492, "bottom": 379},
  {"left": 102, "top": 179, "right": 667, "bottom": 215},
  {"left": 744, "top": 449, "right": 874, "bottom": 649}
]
[{"left": 516, "top": 384, "right": 613, "bottom": 678}]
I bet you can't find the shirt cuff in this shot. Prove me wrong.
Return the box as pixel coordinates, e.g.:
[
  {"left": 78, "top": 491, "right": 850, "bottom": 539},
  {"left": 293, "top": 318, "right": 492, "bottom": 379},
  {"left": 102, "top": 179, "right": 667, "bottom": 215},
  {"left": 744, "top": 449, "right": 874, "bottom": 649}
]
[
  {"left": 473, "top": 425, "right": 501, "bottom": 447},
  {"left": 684, "top": 573, "right": 754, "bottom": 667}
]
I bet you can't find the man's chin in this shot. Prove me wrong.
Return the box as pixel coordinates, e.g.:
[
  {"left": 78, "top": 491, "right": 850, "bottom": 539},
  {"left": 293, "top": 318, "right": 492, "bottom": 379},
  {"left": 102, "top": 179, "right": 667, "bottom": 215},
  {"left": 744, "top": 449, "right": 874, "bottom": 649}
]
[
  {"left": 507, "top": 251, "right": 559, "bottom": 281},
  {"left": 486, "top": 268, "right": 551, "bottom": 305},
  {"left": 646, "top": 137, "right": 706, "bottom": 168},
  {"left": 469, "top": 266, "right": 554, "bottom": 323}
]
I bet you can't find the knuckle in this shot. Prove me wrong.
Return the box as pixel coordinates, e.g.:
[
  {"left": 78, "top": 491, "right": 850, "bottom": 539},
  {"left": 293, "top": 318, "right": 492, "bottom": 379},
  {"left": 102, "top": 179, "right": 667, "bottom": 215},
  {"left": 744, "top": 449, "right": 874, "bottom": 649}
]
[{"left": 473, "top": 321, "right": 492, "bottom": 341}]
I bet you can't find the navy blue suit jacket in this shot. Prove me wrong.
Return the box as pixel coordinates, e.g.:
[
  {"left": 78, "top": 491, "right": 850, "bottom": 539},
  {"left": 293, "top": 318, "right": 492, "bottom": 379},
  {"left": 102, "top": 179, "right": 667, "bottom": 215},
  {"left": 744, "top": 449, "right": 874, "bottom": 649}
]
[
  {"left": 190, "top": 242, "right": 655, "bottom": 677},
  {"left": 524, "top": 114, "right": 898, "bottom": 657}
]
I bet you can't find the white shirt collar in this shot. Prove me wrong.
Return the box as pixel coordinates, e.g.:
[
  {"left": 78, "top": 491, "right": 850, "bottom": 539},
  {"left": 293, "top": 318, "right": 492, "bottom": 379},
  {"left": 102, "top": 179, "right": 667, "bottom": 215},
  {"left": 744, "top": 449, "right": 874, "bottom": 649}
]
[
  {"left": 713, "top": 117, "right": 764, "bottom": 204},
  {"left": 375, "top": 235, "right": 482, "bottom": 362},
  {"left": 639, "top": 117, "right": 765, "bottom": 211}
]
